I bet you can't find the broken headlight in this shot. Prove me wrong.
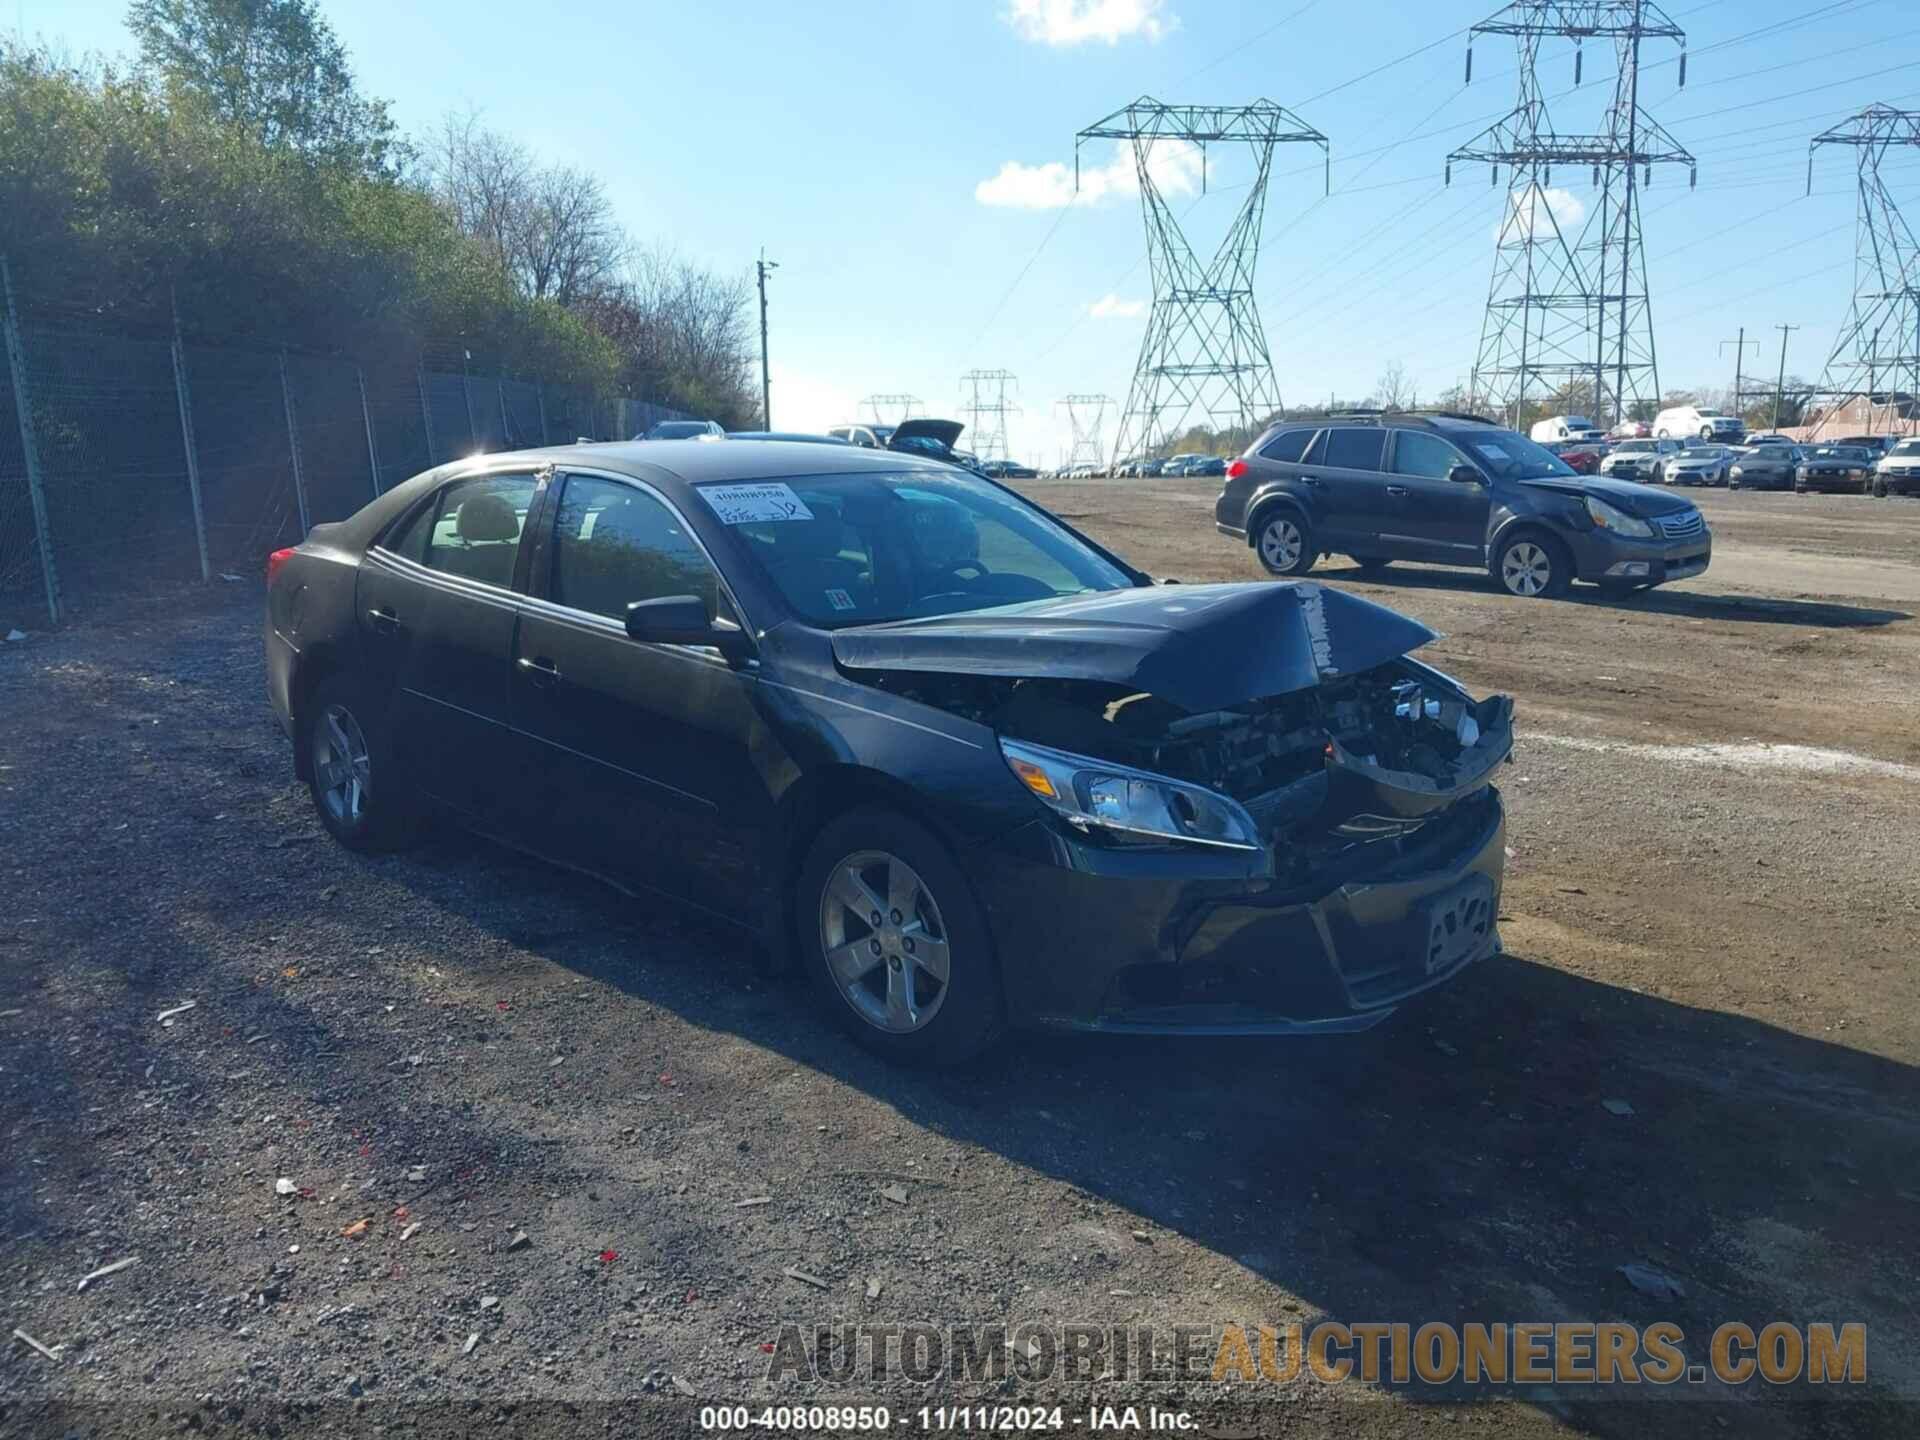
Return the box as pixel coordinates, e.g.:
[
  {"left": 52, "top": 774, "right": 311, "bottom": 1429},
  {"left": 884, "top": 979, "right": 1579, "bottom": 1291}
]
[
  {"left": 1585, "top": 495, "right": 1655, "bottom": 538},
  {"left": 999, "top": 739, "right": 1262, "bottom": 852}
]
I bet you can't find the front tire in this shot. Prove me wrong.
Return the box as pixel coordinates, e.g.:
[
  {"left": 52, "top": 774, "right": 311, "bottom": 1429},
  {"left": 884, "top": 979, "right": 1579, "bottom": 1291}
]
[
  {"left": 1254, "top": 509, "right": 1316, "bottom": 577},
  {"left": 798, "top": 808, "right": 1003, "bottom": 1067},
  {"left": 1494, "top": 531, "right": 1571, "bottom": 599},
  {"left": 302, "top": 674, "right": 419, "bottom": 851}
]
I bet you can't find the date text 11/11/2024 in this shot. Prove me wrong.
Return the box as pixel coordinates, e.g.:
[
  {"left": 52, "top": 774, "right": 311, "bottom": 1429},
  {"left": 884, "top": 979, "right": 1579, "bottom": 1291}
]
[{"left": 697, "top": 1405, "right": 1197, "bottom": 1431}]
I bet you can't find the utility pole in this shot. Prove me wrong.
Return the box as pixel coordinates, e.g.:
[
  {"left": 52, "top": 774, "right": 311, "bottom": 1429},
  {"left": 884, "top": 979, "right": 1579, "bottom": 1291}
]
[
  {"left": 756, "top": 249, "right": 777, "bottom": 428},
  {"left": 1719, "top": 327, "right": 1758, "bottom": 425},
  {"left": 1773, "top": 324, "right": 1800, "bottom": 431}
]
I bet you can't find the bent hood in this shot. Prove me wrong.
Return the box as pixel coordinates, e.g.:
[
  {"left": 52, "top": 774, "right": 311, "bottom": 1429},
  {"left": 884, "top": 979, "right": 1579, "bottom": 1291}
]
[{"left": 829, "top": 582, "right": 1436, "bottom": 712}]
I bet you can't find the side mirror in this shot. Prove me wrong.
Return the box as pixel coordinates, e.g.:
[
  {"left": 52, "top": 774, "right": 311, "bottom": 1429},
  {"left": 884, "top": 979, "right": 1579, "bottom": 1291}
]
[
  {"left": 625, "top": 594, "right": 751, "bottom": 660},
  {"left": 1448, "top": 464, "right": 1485, "bottom": 485}
]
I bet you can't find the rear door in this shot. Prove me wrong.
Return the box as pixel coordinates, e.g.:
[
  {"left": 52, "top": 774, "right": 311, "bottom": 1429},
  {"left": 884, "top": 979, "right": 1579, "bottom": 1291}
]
[
  {"left": 507, "top": 471, "right": 766, "bottom": 915},
  {"left": 1303, "top": 426, "right": 1393, "bottom": 551},
  {"left": 1384, "top": 428, "right": 1490, "bottom": 561},
  {"left": 356, "top": 470, "right": 541, "bottom": 823}
]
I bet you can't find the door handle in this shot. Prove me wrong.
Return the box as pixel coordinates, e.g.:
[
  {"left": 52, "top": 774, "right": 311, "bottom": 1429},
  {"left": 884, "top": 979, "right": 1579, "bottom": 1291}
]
[
  {"left": 366, "top": 607, "right": 399, "bottom": 633},
  {"left": 517, "top": 656, "right": 562, "bottom": 689},
  {"left": 1385, "top": 485, "right": 1410, "bottom": 497},
  {"left": 1298, "top": 475, "right": 1323, "bottom": 487}
]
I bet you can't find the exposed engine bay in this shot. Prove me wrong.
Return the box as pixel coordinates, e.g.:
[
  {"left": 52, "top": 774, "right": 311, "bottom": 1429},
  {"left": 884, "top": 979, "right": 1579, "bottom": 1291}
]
[{"left": 862, "top": 657, "right": 1514, "bottom": 863}]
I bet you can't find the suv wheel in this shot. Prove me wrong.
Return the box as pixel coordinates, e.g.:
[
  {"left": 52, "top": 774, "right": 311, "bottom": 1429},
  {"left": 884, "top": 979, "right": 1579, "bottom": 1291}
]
[
  {"left": 1254, "top": 510, "right": 1315, "bottom": 576},
  {"left": 1494, "top": 531, "right": 1570, "bottom": 599},
  {"left": 1872, "top": 476, "right": 1889, "bottom": 498}
]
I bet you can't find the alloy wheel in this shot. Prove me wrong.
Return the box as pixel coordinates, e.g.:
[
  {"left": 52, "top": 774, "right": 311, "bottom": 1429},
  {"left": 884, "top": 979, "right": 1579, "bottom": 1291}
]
[
  {"left": 312, "top": 703, "right": 371, "bottom": 825},
  {"left": 819, "top": 850, "right": 951, "bottom": 1034},
  {"left": 1501, "top": 542, "right": 1553, "bottom": 597},
  {"left": 1259, "top": 517, "right": 1303, "bottom": 572}
]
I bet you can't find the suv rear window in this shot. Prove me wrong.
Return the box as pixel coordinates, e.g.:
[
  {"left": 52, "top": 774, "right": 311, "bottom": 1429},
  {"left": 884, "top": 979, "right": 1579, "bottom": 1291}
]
[
  {"left": 1321, "top": 428, "right": 1386, "bottom": 471},
  {"left": 1260, "top": 428, "right": 1317, "bottom": 464}
]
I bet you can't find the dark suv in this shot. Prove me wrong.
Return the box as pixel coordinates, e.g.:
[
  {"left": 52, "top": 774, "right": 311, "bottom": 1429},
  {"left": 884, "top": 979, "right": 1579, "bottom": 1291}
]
[{"left": 1215, "top": 411, "right": 1712, "bottom": 598}]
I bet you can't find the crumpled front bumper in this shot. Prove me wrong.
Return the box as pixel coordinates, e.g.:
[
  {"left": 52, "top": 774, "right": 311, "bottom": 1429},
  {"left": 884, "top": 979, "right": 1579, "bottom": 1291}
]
[{"left": 963, "top": 788, "right": 1506, "bottom": 1036}]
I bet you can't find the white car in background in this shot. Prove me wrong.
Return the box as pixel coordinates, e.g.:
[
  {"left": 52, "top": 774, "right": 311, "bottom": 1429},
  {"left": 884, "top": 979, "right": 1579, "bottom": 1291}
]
[
  {"left": 1663, "top": 445, "right": 1733, "bottom": 486},
  {"left": 1654, "top": 404, "right": 1745, "bottom": 443}
]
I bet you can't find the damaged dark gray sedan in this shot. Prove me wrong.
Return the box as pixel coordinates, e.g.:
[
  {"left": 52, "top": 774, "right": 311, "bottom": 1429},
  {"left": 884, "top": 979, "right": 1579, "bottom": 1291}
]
[{"left": 265, "top": 441, "right": 1513, "bottom": 1065}]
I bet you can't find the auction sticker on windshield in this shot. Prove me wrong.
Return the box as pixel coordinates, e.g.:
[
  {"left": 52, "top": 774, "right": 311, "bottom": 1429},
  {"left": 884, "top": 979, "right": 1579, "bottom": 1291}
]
[{"left": 700, "top": 482, "right": 814, "bottom": 524}]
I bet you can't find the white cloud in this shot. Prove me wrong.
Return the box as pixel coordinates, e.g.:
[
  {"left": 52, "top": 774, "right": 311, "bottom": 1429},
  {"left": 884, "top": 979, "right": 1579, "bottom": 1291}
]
[
  {"left": 974, "top": 138, "right": 1203, "bottom": 210},
  {"left": 1088, "top": 294, "right": 1147, "bottom": 319},
  {"left": 1005, "top": 0, "right": 1176, "bottom": 46},
  {"left": 1498, "top": 184, "right": 1585, "bottom": 241}
]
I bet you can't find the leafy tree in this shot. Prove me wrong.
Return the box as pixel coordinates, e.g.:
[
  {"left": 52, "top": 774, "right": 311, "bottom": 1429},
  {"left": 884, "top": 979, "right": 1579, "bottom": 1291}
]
[{"left": 126, "top": 0, "right": 395, "bottom": 171}]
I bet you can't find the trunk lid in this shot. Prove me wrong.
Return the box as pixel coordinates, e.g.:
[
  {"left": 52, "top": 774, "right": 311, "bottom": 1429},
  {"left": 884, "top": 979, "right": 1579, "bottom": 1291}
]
[{"left": 887, "top": 418, "right": 965, "bottom": 452}]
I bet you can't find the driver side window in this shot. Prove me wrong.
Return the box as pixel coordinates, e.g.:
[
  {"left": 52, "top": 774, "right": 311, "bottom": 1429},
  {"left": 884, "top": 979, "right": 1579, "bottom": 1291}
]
[
  {"left": 548, "top": 476, "right": 721, "bottom": 623},
  {"left": 1389, "top": 431, "right": 1465, "bottom": 480}
]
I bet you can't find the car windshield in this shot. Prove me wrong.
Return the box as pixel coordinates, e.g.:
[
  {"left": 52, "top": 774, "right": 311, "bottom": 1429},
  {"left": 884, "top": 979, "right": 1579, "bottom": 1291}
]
[
  {"left": 1452, "top": 430, "right": 1575, "bottom": 478},
  {"left": 1809, "top": 447, "right": 1868, "bottom": 460},
  {"left": 703, "top": 469, "right": 1135, "bottom": 627},
  {"left": 1678, "top": 447, "right": 1726, "bottom": 460},
  {"left": 1891, "top": 439, "right": 1920, "bottom": 457},
  {"left": 649, "top": 421, "right": 713, "bottom": 439}
]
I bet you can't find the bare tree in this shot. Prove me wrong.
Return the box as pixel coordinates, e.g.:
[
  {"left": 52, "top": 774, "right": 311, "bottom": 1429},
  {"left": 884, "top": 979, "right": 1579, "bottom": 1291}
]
[
  {"left": 574, "top": 248, "right": 760, "bottom": 426},
  {"left": 1375, "top": 361, "right": 1414, "bottom": 412},
  {"left": 427, "top": 109, "right": 625, "bottom": 305}
]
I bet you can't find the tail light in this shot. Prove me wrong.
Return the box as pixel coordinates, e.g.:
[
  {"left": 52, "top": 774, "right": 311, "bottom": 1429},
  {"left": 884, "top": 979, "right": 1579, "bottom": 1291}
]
[
  {"left": 267, "top": 547, "right": 295, "bottom": 588},
  {"left": 1225, "top": 459, "right": 1248, "bottom": 480}
]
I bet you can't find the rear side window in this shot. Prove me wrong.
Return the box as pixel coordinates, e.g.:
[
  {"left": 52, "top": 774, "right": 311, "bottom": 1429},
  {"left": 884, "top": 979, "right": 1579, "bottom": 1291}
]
[
  {"left": 1321, "top": 428, "right": 1386, "bottom": 471},
  {"left": 383, "top": 474, "right": 537, "bottom": 590},
  {"left": 1259, "top": 427, "right": 1317, "bottom": 464}
]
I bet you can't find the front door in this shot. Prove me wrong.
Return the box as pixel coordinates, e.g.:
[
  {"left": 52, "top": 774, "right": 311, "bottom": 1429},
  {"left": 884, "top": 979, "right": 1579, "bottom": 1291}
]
[
  {"left": 508, "top": 471, "right": 765, "bottom": 917},
  {"left": 1384, "top": 429, "right": 1491, "bottom": 562},
  {"left": 356, "top": 471, "right": 539, "bottom": 823}
]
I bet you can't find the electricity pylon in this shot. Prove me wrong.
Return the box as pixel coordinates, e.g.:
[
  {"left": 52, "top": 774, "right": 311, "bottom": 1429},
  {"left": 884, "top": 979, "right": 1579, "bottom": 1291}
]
[
  {"left": 861, "top": 394, "right": 923, "bottom": 427},
  {"left": 1057, "top": 394, "right": 1113, "bottom": 470},
  {"left": 1078, "top": 98, "right": 1327, "bottom": 470},
  {"left": 1807, "top": 105, "right": 1920, "bottom": 439},
  {"left": 1449, "top": 1, "right": 1693, "bottom": 428},
  {"left": 958, "top": 369, "right": 1020, "bottom": 462}
]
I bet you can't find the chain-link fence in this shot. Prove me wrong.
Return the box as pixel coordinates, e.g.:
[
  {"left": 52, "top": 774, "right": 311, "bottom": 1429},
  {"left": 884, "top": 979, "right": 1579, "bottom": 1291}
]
[{"left": 0, "top": 299, "right": 692, "bottom": 626}]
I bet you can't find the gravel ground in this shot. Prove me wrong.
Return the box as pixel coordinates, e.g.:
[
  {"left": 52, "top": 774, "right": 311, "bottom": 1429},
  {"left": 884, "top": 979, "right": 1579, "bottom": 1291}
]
[{"left": 1, "top": 486, "right": 1918, "bottom": 1439}]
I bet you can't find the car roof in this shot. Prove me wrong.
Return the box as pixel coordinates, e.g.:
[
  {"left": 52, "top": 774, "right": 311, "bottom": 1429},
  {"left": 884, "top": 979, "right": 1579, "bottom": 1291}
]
[
  {"left": 512, "top": 438, "right": 952, "bottom": 485},
  {"left": 1268, "top": 410, "right": 1503, "bottom": 434}
]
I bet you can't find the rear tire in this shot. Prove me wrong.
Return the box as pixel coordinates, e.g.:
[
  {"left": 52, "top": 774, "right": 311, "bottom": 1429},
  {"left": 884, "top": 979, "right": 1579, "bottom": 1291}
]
[
  {"left": 1494, "top": 530, "right": 1571, "bottom": 599},
  {"left": 1253, "top": 509, "right": 1316, "bottom": 577},
  {"left": 301, "top": 673, "right": 420, "bottom": 851},
  {"left": 798, "top": 807, "right": 1004, "bottom": 1067}
]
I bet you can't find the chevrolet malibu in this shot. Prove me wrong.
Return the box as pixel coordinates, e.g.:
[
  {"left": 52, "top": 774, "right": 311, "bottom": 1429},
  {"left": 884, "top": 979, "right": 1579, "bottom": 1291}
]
[{"left": 265, "top": 442, "right": 1513, "bottom": 1065}]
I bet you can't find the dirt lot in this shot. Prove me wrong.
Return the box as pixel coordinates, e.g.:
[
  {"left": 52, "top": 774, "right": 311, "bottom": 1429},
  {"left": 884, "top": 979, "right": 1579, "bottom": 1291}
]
[{"left": 2, "top": 484, "right": 1918, "bottom": 1438}]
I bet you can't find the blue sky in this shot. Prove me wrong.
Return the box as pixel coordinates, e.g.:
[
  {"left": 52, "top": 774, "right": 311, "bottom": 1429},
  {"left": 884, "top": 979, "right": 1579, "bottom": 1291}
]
[{"left": 15, "top": 0, "right": 1920, "bottom": 461}]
